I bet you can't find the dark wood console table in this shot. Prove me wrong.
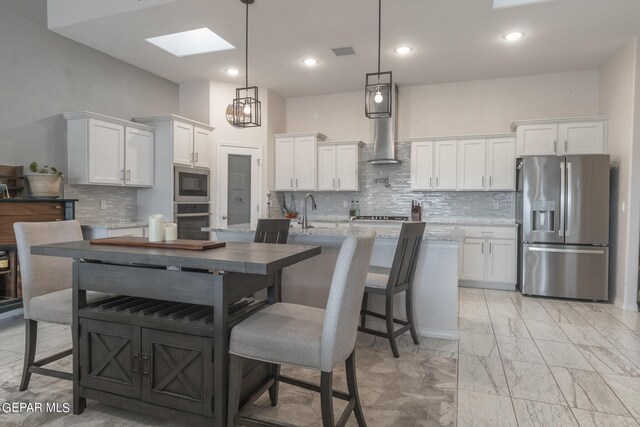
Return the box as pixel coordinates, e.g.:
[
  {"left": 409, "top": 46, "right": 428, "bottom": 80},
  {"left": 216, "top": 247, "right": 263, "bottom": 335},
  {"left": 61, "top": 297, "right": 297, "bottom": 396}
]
[{"left": 32, "top": 240, "right": 320, "bottom": 426}]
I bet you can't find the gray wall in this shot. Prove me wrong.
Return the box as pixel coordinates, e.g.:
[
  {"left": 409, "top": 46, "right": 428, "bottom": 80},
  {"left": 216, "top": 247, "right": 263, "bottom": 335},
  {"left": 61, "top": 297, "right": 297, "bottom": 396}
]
[
  {"left": 271, "top": 142, "right": 514, "bottom": 220},
  {"left": 0, "top": 0, "right": 179, "bottom": 222}
]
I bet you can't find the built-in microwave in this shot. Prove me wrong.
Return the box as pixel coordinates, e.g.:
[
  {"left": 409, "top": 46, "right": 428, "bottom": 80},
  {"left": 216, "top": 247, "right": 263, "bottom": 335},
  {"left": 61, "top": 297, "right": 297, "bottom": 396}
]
[{"left": 174, "top": 166, "right": 210, "bottom": 203}]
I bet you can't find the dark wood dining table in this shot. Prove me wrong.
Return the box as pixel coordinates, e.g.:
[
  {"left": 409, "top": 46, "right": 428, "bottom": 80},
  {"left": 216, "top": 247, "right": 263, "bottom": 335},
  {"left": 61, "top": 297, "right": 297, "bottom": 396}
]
[{"left": 32, "top": 240, "right": 321, "bottom": 426}]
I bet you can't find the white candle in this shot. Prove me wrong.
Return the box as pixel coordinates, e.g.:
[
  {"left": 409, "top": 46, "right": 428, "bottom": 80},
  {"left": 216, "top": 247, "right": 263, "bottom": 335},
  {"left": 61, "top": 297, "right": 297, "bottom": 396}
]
[
  {"left": 164, "top": 222, "right": 177, "bottom": 241},
  {"left": 148, "top": 214, "right": 164, "bottom": 242}
]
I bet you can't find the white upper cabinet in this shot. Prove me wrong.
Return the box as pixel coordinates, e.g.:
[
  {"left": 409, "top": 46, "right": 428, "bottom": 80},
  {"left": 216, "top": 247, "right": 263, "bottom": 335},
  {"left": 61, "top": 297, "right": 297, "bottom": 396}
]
[
  {"left": 124, "top": 127, "right": 154, "bottom": 186},
  {"left": 558, "top": 121, "right": 606, "bottom": 155},
  {"left": 193, "top": 127, "right": 212, "bottom": 168},
  {"left": 65, "top": 112, "right": 154, "bottom": 187},
  {"left": 458, "top": 139, "right": 486, "bottom": 190},
  {"left": 512, "top": 117, "right": 607, "bottom": 157},
  {"left": 274, "top": 133, "right": 325, "bottom": 191},
  {"left": 410, "top": 141, "right": 434, "bottom": 190},
  {"left": 316, "top": 141, "right": 363, "bottom": 191},
  {"left": 434, "top": 140, "right": 458, "bottom": 190},
  {"left": 486, "top": 137, "right": 516, "bottom": 191},
  {"left": 410, "top": 134, "right": 516, "bottom": 192},
  {"left": 133, "top": 115, "right": 214, "bottom": 170},
  {"left": 172, "top": 122, "right": 193, "bottom": 166}
]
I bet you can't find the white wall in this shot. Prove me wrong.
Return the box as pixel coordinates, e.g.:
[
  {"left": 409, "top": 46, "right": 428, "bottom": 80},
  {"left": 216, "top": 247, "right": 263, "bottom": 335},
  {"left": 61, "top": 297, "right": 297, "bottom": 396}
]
[
  {"left": 285, "top": 70, "right": 600, "bottom": 141},
  {"left": 599, "top": 38, "right": 639, "bottom": 310},
  {"left": 0, "top": 0, "right": 179, "bottom": 172},
  {"left": 179, "top": 81, "right": 210, "bottom": 124}
]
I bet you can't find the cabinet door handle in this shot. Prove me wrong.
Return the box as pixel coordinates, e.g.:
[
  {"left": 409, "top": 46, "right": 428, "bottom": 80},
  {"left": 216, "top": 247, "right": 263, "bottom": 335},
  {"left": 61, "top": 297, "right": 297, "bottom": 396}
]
[
  {"left": 120, "top": 169, "right": 125, "bottom": 182},
  {"left": 195, "top": 152, "right": 199, "bottom": 163},
  {"left": 337, "top": 178, "right": 341, "bottom": 188},
  {"left": 564, "top": 140, "right": 568, "bottom": 153},
  {"left": 554, "top": 140, "right": 557, "bottom": 153},
  {"left": 436, "top": 177, "right": 439, "bottom": 187},
  {"left": 126, "top": 170, "right": 131, "bottom": 182},
  {"left": 332, "top": 178, "right": 335, "bottom": 188},
  {"left": 489, "top": 176, "right": 493, "bottom": 187},
  {"left": 132, "top": 351, "right": 139, "bottom": 374},
  {"left": 296, "top": 178, "right": 298, "bottom": 188},
  {"left": 142, "top": 353, "right": 150, "bottom": 376},
  {"left": 429, "top": 177, "right": 432, "bottom": 188},
  {"left": 481, "top": 242, "right": 484, "bottom": 253},
  {"left": 489, "top": 243, "right": 492, "bottom": 254},
  {"left": 190, "top": 153, "right": 194, "bottom": 164},
  {"left": 482, "top": 176, "right": 485, "bottom": 187}
]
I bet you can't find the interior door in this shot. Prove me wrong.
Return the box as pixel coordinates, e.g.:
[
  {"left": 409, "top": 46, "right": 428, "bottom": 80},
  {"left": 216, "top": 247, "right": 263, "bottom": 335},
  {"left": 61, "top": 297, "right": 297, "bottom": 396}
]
[
  {"left": 125, "top": 127, "right": 154, "bottom": 186},
  {"left": 88, "top": 119, "right": 124, "bottom": 185},
  {"left": 218, "top": 144, "right": 262, "bottom": 230},
  {"left": 458, "top": 139, "right": 486, "bottom": 190},
  {"left": 564, "top": 155, "right": 610, "bottom": 245},
  {"left": 317, "top": 145, "right": 336, "bottom": 190}
]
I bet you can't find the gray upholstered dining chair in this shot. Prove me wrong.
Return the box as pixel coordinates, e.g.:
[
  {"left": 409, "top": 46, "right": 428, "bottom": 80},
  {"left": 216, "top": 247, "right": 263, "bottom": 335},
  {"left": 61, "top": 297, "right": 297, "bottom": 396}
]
[
  {"left": 227, "top": 230, "right": 376, "bottom": 427},
  {"left": 14, "top": 220, "right": 111, "bottom": 391},
  {"left": 359, "top": 221, "right": 426, "bottom": 358},
  {"left": 254, "top": 218, "right": 291, "bottom": 244}
]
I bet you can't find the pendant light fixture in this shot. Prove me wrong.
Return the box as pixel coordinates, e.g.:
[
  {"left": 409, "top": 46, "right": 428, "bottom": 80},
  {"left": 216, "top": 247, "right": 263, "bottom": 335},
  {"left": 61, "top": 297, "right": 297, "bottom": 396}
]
[
  {"left": 232, "top": 0, "right": 261, "bottom": 127},
  {"left": 365, "top": 0, "right": 392, "bottom": 118}
]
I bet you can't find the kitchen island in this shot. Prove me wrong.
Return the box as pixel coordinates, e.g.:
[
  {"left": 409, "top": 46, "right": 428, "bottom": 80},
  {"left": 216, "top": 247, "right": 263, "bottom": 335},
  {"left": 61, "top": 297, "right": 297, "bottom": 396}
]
[
  {"left": 214, "top": 224, "right": 464, "bottom": 339},
  {"left": 31, "top": 240, "right": 321, "bottom": 426}
]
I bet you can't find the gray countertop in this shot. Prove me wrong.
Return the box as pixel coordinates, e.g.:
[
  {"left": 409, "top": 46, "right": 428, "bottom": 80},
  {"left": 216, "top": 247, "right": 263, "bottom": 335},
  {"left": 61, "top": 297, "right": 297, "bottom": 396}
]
[
  {"left": 284, "top": 216, "right": 517, "bottom": 228},
  {"left": 214, "top": 225, "right": 465, "bottom": 243},
  {"left": 80, "top": 221, "right": 148, "bottom": 230}
]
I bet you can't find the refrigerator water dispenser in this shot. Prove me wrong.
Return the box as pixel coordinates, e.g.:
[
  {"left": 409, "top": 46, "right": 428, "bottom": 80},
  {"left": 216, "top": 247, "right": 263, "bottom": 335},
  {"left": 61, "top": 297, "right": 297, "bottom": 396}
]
[{"left": 532, "top": 200, "right": 555, "bottom": 232}]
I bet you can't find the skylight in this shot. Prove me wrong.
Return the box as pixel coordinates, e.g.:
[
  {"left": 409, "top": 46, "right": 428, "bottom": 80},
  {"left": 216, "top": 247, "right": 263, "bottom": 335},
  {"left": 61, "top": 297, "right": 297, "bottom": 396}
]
[
  {"left": 146, "top": 28, "right": 234, "bottom": 57},
  {"left": 492, "top": 0, "right": 555, "bottom": 9}
]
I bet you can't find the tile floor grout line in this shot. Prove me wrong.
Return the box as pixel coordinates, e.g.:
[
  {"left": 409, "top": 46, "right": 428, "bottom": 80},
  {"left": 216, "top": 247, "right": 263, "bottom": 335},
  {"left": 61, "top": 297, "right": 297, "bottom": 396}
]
[{"left": 483, "top": 289, "right": 521, "bottom": 427}]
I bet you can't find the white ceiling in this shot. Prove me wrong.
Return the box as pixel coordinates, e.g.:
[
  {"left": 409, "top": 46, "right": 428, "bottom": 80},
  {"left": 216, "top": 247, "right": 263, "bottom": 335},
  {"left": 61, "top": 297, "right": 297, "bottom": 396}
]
[{"left": 48, "top": 0, "right": 640, "bottom": 98}]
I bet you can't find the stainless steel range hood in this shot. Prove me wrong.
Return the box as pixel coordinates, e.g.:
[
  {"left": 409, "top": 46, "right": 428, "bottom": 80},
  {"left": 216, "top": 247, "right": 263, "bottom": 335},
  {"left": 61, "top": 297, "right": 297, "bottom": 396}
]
[{"left": 369, "top": 84, "right": 400, "bottom": 165}]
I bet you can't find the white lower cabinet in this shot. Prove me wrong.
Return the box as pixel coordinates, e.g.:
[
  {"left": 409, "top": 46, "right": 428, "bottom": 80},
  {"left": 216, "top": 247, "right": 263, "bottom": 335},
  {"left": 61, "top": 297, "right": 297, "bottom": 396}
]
[{"left": 457, "top": 226, "right": 517, "bottom": 290}]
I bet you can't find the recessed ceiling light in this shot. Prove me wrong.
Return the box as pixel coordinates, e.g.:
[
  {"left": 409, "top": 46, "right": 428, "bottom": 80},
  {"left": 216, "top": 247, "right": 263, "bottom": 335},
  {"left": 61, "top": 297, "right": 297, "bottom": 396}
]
[
  {"left": 226, "top": 68, "right": 240, "bottom": 76},
  {"left": 504, "top": 31, "right": 524, "bottom": 42},
  {"left": 303, "top": 58, "right": 318, "bottom": 66},
  {"left": 394, "top": 46, "right": 412, "bottom": 55},
  {"left": 146, "top": 27, "right": 234, "bottom": 57}
]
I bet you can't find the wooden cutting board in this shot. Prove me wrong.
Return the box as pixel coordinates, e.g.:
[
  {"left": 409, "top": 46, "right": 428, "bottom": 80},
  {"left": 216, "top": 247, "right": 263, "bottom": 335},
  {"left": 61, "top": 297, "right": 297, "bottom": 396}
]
[{"left": 90, "top": 236, "right": 226, "bottom": 251}]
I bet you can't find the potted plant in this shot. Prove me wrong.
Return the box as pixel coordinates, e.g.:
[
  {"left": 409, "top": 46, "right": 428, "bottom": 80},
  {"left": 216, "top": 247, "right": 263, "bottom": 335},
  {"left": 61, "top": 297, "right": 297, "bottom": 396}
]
[{"left": 26, "top": 162, "right": 63, "bottom": 198}]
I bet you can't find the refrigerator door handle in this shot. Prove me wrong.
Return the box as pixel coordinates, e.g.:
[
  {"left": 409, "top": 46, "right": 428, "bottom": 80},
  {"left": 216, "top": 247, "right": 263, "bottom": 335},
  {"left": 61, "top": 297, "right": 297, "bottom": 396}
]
[
  {"left": 566, "top": 162, "right": 572, "bottom": 237},
  {"left": 559, "top": 161, "right": 565, "bottom": 237},
  {"left": 528, "top": 247, "right": 605, "bottom": 255}
]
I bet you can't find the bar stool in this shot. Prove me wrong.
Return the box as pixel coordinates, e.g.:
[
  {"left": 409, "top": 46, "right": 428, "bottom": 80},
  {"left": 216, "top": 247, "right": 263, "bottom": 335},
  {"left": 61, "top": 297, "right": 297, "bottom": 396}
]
[
  {"left": 227, "top": 231, "right": 376, "bottom": 427},
  {"left": 359, "top": 221, "right": 426, "bottom": 358},
  {"left": 14, "top": 220, "right": 112, "bottom": 391},
  {"left": 254, "top": 219, "right": 291, "bottom": 244}
]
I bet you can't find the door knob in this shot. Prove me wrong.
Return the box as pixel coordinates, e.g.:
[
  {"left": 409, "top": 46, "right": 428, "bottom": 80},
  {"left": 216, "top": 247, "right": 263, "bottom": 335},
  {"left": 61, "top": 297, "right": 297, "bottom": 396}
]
[{"left": 222, "top": 215, "right": 227, "bottom": 220}]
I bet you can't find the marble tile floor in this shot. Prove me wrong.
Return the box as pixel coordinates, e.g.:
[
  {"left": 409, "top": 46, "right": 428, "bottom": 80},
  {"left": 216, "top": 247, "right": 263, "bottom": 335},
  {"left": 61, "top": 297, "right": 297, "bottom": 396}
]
[{"left": 2, "top": 289, "right": 640, "bottom": 426}]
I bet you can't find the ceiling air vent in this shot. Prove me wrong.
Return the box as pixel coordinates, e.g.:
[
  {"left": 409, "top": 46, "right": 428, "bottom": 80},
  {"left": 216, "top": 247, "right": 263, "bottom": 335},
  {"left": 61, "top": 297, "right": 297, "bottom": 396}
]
[{"left": 332, "top": 47, "right": 356, "bottom": 57}]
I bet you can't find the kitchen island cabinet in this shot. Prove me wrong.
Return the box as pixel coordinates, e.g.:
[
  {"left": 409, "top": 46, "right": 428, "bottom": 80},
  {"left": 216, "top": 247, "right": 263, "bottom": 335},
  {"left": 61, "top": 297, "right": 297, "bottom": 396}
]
[
  {"left": 215, "top": 226, "right": 463, "bottom": 339},
  {"left": 32, "top": 240, "right": 320, "bottom": 426}
]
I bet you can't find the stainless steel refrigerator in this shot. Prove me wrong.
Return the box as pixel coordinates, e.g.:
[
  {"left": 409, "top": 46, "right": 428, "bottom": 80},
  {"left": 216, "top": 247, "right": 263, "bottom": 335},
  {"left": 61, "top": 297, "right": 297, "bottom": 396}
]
[{"left": 520, "top": 155, "right": 610, "bottom": 300}]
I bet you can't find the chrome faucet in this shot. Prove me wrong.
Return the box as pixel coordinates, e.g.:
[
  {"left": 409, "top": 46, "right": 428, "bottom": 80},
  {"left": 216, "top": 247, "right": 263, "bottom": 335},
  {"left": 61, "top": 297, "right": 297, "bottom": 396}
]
[{"left": 302, "top": 193, "right": 317, "bottom": 229}]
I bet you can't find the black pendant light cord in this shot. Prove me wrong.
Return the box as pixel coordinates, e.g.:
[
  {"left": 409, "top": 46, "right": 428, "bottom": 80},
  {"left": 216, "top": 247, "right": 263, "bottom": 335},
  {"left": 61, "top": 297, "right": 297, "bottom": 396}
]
[
  {"left": 377, "top": 0, "right": 381, "bottom": 75},
  {"left": 245, "top": 0, "right": 249, "bottom": 90}
]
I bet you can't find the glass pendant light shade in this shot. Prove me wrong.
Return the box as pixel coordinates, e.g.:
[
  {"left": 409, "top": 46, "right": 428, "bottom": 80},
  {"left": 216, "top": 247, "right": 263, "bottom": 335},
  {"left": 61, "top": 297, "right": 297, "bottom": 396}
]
[
  {"left": 365, "top": 71, "right": 392, "bottom": 118},
  {"left": 232, "top": 86, "right": 261, "bottom": 127}
]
